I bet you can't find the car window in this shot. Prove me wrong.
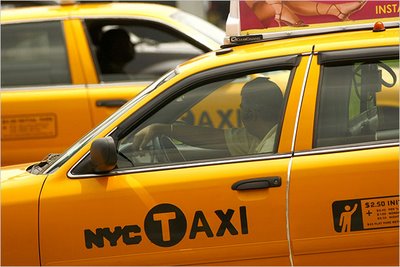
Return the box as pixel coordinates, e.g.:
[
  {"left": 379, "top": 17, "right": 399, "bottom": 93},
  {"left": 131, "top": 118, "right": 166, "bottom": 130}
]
[
  {"left": 315, "top": 57, "right": 399, "bottom": 148},
  {"left": 84, "top": 19, "right": 204, "bottom": 83},
  {"left": 116, "top": 69, "right": 291, "bottom": 168},
  {"left": 45, "top": 70, "right": 178, "bottom": 175},
  {"left": 1, "top": 21, "right": 71, "bottom": 88}
]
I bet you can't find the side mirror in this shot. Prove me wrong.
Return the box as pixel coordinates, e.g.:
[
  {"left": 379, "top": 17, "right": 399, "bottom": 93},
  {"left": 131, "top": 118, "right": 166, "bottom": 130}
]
[{"left": 90, "top": 137, "right": 117, "bottom": 173}]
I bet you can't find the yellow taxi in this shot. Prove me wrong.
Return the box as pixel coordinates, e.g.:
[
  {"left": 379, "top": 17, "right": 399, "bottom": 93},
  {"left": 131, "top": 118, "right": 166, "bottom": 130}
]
[
  {"left": 1, "top": 1, "right": 224, "bottom": 165},
  {"left": 1, "top": 0, "right": 399, "bottom": 265}
]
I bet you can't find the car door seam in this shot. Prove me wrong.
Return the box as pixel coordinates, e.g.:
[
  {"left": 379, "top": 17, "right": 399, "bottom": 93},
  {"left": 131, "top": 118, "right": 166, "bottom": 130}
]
[
  {"left": 290, "top": 47, "right": 315, "bottom": 153},
  {"left": 37, "top": 174, "right": 49, "bottom": 266},
  {"left": 286, "top": 47, "right": 315, "bottom": 266}
]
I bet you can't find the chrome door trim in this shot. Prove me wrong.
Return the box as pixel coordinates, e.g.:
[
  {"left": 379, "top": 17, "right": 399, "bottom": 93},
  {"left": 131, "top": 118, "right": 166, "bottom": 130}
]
[
  {"left": 294, "top": 141, "right": 399, "bottom": 157},
  {"left": 67, "top": 152, "right": 292, "bottom": 179},
  {"left": 286, "top": 49, "right": 314, "bottom": 266}
]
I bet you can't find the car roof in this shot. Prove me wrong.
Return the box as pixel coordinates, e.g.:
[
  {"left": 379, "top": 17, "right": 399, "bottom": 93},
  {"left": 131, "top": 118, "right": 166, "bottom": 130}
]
[
  {"left": 1, "top": 2, "right": 180, "bottom": 22},
  {"left": 176, "top": 24, "right": 399, "bottom": 77},
  {"left": 1, "top": 2, "right": 224, "bottom": 50}
]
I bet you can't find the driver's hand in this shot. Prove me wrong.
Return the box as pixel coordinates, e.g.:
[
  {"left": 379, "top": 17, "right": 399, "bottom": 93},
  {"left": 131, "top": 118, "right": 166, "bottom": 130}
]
[{"left": 132, "top": 123, "right": 169, "bottom": 151}]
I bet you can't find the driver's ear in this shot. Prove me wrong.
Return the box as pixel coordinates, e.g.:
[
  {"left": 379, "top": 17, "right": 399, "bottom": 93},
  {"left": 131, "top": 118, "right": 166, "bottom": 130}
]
[
  {"left": 242, "top": 108, "right": 258, "bottom": 121},
  {"left": 241, "top": 108, "right": 252, "bottom": 121},
  {"left": 247, "top": 108, "right": 259, "bottom": 121}
]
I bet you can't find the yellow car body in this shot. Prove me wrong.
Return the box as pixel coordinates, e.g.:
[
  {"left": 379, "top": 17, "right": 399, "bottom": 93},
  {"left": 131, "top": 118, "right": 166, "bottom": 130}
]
[
  {"left": 1, "top": 16, "right": 399, "bottom": 266},
  {"left": 1, "top": 2, "right": 224, "bottom": 165}
]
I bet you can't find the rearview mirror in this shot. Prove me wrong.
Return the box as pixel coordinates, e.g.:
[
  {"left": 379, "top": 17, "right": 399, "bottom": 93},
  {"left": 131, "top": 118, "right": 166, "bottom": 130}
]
[{"left": 90, "top": 137, "right": 117, "bottom": 173}]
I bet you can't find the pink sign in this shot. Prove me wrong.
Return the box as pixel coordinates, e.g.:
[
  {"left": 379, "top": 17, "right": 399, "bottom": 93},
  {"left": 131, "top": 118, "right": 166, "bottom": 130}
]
[{"left": 240, "top": 0, "right": 399, "bottom": 31}]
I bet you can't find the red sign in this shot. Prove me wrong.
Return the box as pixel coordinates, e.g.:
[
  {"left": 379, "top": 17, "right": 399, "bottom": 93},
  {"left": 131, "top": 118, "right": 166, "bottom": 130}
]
[{"left": 240, "top": 0, "right": 399, "bottom": 31}]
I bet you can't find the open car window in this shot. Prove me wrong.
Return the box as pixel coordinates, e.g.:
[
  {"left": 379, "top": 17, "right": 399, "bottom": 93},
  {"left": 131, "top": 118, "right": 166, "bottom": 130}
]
[
  {"left": 116, "top": 69, "right": 292, "bottom": 169},
  {"left": 84, "top": 18, "right": 205, "bottom": 83}
]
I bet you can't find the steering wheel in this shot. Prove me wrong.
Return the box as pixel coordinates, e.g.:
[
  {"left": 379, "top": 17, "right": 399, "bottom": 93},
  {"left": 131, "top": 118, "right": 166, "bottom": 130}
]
[
  {"left": 378, "top": 62, "right": 397, "bottom": 87},
  {"left": 352, "top": 62, "right": 397, "bottom": 99},
  {"left": 117, "top": 133, "right": 185, "bottom": 166},
  {"left": 159, "top": 135, "right": 185, "bottom": 163}
]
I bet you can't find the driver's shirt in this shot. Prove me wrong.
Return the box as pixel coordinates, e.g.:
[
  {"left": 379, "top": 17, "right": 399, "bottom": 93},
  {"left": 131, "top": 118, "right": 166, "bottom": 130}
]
[{"left": 224, "top": 125, "right": 277, "bottom": 156}]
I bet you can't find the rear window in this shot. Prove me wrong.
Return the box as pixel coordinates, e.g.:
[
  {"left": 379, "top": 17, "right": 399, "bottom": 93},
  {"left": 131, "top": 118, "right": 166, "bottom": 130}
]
[
  {"left": 1, "top": 21, "right": 71, "bottom": 88},
  {"left": 315, "top": 57, "right": 399, "bottom": 147}
]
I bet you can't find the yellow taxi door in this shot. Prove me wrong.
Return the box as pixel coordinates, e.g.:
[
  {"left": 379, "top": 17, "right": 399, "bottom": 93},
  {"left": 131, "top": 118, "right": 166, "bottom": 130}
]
[
  {"left": 71, "top": 17, "right": 212, "bottom": 126},
  {"left": 289, "top": 47, "right": 399, "bottom": 265},
  {"left": 39, "top": 160, "right": 290, "bottom": 265},
  {"left": 38, "top": 54, "right": 311, "bottom": 265},
  {"left": 86, "top": 83, "right": 149, "bottom": 126},
  {"left": 1, "top": 19, "right": 92, "bottom": 165},
  {"left": 67, "top": 19, "right": 147, "bottom": 126}
]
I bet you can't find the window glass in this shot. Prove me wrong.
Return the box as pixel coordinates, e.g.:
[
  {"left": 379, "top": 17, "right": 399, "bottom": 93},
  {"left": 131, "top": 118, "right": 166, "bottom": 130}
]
[
  {"left": 1, "top": 21, "right": 71, "bottom": 87},
  {"left": 171, "top": 10, "right": 225, "bottom": 45},
  {"left": 84, "top": 19, "right": 204, "bottom": 83},
  {"left": 315, "top": 58, "right": 399, "bottom": 148},
  {"left": 116, "top": 69, "right": 291, "bottom": 168}
]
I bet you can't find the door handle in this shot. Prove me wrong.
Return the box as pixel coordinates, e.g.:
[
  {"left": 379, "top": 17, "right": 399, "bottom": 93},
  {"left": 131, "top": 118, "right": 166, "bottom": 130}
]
[
  {"left": 96, "top": 99, "right": 127, "bottom": 107},
  {"left": 231, "top": 177, "right": 281, "bottom": 191}
]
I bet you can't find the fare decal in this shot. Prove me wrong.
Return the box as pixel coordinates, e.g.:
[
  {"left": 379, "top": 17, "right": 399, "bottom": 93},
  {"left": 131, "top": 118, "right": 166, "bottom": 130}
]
[{"left": 332, "top": 196, "right": 399, "bottom": 233}]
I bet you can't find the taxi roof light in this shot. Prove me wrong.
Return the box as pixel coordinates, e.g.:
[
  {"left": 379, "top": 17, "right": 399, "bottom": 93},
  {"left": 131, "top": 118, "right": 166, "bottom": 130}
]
[
  {"left": 59, "top": 0, "right": 76, "bottom": 5},
  {"left": 373, "top": 21, "right": 386, "bottom": 32}
]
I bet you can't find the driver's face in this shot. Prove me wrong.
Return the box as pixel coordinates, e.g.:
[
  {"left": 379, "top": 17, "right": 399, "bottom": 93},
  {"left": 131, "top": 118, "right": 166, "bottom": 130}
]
[{"left": 239, "top": 96, "right": 256, "bottom": 130}]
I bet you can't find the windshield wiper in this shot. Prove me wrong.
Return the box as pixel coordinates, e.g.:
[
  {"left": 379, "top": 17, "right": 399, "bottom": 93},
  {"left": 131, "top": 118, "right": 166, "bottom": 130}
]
[{"left": 27, "top": 153, "right": 61, "bottom": 175}]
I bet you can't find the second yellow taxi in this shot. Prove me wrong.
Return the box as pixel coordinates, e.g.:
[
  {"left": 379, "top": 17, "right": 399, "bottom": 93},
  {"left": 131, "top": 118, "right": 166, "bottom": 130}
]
[{"left": 1, "top": 1, "right": 224, "bottom": 165}]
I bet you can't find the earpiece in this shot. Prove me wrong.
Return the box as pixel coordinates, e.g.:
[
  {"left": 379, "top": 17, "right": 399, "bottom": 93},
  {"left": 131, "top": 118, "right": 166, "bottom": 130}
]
[{"left": 241, "top": 108, "right": 257, "bottom": 121}]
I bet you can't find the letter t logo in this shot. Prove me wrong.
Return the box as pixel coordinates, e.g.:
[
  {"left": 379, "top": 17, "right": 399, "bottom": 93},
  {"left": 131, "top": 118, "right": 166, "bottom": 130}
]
[{"left": 153, "top": 212, "right": 176, "bottom": 241}]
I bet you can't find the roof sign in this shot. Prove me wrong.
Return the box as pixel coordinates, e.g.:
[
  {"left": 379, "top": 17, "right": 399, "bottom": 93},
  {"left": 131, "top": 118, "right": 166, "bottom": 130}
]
[{"left": 225, "top": 0, "right": 399, "bottom": 43}]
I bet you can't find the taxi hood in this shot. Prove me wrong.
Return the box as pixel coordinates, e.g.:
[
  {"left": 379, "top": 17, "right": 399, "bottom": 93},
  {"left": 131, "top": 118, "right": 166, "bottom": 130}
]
[
  {"left": 1, "top": 162, "right": 46, "bottom": 266},
  {"left": 1, "top": 162, "right": 40, "bottom": 183}
]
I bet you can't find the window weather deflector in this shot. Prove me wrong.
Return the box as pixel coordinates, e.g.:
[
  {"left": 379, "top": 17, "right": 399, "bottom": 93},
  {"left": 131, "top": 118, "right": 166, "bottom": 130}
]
[{"left": 318, "top": 46, "right": 399, "bottom": 65}]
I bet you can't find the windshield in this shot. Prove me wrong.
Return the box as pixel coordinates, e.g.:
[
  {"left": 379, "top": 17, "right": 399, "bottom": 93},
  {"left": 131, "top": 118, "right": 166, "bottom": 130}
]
[
  {"left": 43, "top": 70, "right": 177, "bottom": 174},
  {"left": 171, "top": 10, "right": 225, "bottom": 46}
]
